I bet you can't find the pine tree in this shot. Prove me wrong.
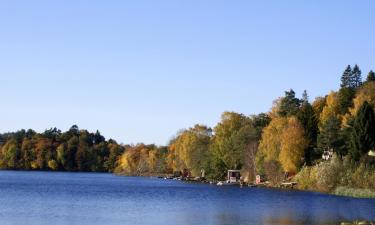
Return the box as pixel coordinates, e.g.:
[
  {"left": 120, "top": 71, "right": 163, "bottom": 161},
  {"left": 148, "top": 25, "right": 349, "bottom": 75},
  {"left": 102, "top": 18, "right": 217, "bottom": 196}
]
[
  {"left": 297, "top": 91, "right": 318, "bottom": 164},
  {"left": 366, "top": 70, "right": 375, "bottom": 83},
  {"left": 338, "top": 86, "right": 355, "bottom": 114},
  {"left": 278, "top": 89, "right": 301, "bottom": 117},
  {"left": 351, "top": 64, "right": 362, "bottom": 88},
  {"left": 302, "top": 90, "right": 309, "bottom": 104},
  {"left": 350, "top": 101, "right": 375, "bottom": 161},
  {"left": 317, "top": 116, "right": 345, "bottom": 156},
  {"left": 341, "top": 65, "right": 352, "bottom": 88}
]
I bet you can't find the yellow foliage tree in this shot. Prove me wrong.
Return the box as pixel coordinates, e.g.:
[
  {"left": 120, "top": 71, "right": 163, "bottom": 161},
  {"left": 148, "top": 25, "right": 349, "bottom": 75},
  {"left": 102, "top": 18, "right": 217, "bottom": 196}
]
[
  {"left": 342, "top": 82, "right": 375, "bottom": 127},
  {"left": 312, "top": 96, "right": 326, "bottom": 120},
  {"left": 258, "top": 117, "right": 288, "bottom": 162},
  {"left": 166, "top": 143, "right": 178, "bottom": 173},
  {"left": 172, "top": 125, "right": 211, "bottom": 176},
  {"left": 319, "top": 91, "right": 341, "bottom": 127},
  {"left": 279, "top": 117, "right": 309, "bottom": 173},
  {"left": 259, "top": 117, "right": 308, "bottom": 174},
  {"left": 350, "top": 82, "right": 375, "bottom": 116}
]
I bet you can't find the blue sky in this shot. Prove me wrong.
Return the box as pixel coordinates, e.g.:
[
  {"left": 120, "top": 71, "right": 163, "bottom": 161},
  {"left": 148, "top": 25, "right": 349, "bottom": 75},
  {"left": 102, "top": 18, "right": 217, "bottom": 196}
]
[{"left": 0, "top": 1, "right": 374, "bottom": 145}]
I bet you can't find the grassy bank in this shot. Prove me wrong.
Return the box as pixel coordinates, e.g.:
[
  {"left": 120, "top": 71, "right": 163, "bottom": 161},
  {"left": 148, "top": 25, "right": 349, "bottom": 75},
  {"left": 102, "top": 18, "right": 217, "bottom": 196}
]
[
  {"left": 293, "top": 155, "right": 375, "bottom": 198},
  {"left": 333, "top": 186, "right": 375, "bottom": 198}
]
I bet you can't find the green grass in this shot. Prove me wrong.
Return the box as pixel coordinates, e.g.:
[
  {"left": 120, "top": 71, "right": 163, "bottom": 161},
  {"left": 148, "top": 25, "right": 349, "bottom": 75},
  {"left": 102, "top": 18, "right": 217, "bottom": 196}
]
[{"left": 333, "top": 186, "right": 375, "bottom": 198}]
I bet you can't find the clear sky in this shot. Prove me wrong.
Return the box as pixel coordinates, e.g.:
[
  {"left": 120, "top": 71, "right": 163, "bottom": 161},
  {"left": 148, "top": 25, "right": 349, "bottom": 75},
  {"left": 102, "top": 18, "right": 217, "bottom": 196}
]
[{"left": 0, "top": 1, "right": 374, "bottom": 145}]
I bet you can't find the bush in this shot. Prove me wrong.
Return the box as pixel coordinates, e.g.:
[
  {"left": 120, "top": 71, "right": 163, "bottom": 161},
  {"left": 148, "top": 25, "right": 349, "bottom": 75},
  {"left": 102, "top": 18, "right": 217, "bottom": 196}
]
[
  {"left": 48, "top": 160, "right": 58, "bottom": 170},
  {"left": 294, "top": 166, "right": 317, "bottom": 190},
  {"left": 264, "top": 160, "right": 284, "bottom": 185},
  {"left": 294, "top": 154, "right": 375, "bottom": 196},
  {"left": 315, "top": 155, "right": 343, "bottom": 192}
]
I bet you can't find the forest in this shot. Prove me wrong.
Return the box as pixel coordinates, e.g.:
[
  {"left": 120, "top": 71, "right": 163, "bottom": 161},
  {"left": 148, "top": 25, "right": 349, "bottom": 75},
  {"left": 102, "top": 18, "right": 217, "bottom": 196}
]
[
  {"left": 0, "top": 126, "right": 125, "bottom": 172},
  {"left": 1, "top": 65, "right": 375, "bottom": 196}
]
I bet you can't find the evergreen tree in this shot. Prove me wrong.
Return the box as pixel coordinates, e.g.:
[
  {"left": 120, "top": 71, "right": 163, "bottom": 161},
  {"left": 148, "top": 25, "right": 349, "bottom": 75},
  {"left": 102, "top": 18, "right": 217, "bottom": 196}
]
[
  {"left": 317, "top": 116, "right": 345, "bottom": 156},
  {"left": 278, "top": 89, "right": 301, "bottom": 117},
  {"left": 341, "top": 65, "right": 352, "bottom": 88},
  {"left": 351, "top": 64, "right": 362, "bottom": 88},
  {"left": 338, "top": 87, "right": 355, "bottom": 115},
  {"left": 301, "top": 90, "right": 309, "bottom": 104},
  {"left": 366, "top": 70, "right": 375, "bottom": 83},
  {"left": 350, "top": 101, "right": 375, "bottom": 161},
  {"left": 297, "top": 95, "right": 318, "bottom": 164}
]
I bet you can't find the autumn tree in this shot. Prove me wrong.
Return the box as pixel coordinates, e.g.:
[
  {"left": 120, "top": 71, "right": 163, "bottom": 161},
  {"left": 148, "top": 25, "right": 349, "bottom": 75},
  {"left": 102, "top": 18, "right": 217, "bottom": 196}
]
[
  {"left": 279, "top": 117, "right": 309, "bottom": 173},
  {"left": 349, "top": 82, "right": 375, "bottom": 117},
  {"left": 105, "top": 142, "right": 125, "bottom": 172},
  {"left": 259, "top": 116, "right": 308, "bottom": 175},
  {"left": 172, "top": 124, "right": 211, "bottom": 176},
  {"left": 258, "top": 117, "right": 288, "bottom": 163},
  {"left": 210, "top": 112, "right": 254, "bottom": 179},
  {"left": 312, "top": 96, "right": 326, "bottom": 120},
  {"left": 319, "top": 91, "right": 342, "bottom": 126},
  {"left": 21, "top": 138, "right": 34, "bottom": 170},
  {"left": 0, "top": 126, "right": 124, "bottom": 172},
  {"left": 34, "top": 137, "right": 54, "bottom": 170},
  {"left": 0, "top": 139, "right": 21, "bottom": 169}
]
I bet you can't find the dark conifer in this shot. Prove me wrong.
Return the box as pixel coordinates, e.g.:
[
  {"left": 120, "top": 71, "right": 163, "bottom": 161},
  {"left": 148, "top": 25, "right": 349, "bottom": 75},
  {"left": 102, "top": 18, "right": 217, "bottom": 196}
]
[
  {"left": 366, "top": 70, "right": 375, "bottom": 83},
  {"left": 341, "top": 65, "right": 352, "bottom": 88},
  {"left": 350, "top": 101, "right": 375, "bottom": 160}
]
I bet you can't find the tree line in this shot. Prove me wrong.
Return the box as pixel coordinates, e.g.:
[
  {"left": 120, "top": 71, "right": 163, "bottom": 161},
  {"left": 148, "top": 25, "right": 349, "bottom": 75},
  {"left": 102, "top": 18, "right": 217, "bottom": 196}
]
[
  {"left": 116, "top": 65, "right": 375, "bottom": 191},
  {"left": 1, "top": 65, "right": 375, "bottom": 193},
  {"left": 0, "top": 125, "right": 125, "bottom": 172}
]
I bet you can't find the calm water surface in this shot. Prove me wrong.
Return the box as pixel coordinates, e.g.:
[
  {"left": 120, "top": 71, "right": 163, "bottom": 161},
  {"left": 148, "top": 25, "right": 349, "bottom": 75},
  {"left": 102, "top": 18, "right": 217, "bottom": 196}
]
[{"left": 0, "top": 171, "right": 374, "bottom": 225}]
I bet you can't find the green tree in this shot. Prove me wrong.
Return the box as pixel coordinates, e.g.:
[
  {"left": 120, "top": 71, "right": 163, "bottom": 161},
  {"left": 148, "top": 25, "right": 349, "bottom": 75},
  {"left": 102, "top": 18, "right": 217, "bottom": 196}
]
[
  {"left": 105, "top": 142, "right": 125, "bottom": 172},
  {"left": 66, "top": 136, "right": 79, "bottom": 171},
  {"left": 341, "top": 65, "right": 352, "bottom": 88},
  {"left": 210, "top": 112, "right": 253, "bottom": 179},
  {"left": 366, "top": 70, "right": 375, "bottom": 83},
  {"left": 21, "top": 138, "right": 35, "bottom": 170},
  {"left": 57, "top": 143, "right": 67, "bottom": 170},
  {"left": 297, "top": 93, "right": 318, "bottom": 164},
  {"left": 251, "top": 113, "right": 271, "bottom": 139},
  {"left": 317, "top": 116, "right": 345, "bottom": 156},
  {"left": 337, "top": 87, "right": 355, "bottom": 115},
  {"left": 351, "top": 64, "right": 362, "bottom": 88},
  {"left": 341, "top": 64, "right": 362, "bottom": 89},
  {"left": 350, "top": 101, "right": 375, "bottom": 161},
  {"left": 278, "top": 89, "right": 301, "bottom": 117}
]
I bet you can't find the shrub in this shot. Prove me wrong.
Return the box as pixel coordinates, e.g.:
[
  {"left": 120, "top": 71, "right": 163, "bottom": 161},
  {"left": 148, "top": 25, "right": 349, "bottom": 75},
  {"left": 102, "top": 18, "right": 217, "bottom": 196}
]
[
  {"left": 264, "top": 160, "right": 284, "bottom": 185},
  {"left": 294, "top": 166, "right": 317, "bottom": 190},
  {"left": 314, "top": 155, "right": 343, "bottom": 192}
]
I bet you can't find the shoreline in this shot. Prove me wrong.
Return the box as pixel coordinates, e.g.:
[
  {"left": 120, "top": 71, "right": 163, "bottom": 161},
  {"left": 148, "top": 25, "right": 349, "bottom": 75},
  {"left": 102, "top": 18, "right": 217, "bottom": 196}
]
[
  {"left": 2, "top": 169, "right": 375, "bottom": 199},
  {"left": 116, "top": 172, "right": 375, "bottom": 199}
]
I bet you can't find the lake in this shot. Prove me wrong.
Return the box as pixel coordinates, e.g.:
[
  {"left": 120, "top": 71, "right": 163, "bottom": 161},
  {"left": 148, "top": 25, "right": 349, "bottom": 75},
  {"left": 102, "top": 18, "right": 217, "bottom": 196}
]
[{"left": 0, "top": 171, "right": 374, "bottom": 225}]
